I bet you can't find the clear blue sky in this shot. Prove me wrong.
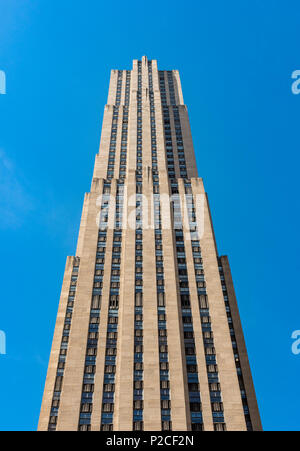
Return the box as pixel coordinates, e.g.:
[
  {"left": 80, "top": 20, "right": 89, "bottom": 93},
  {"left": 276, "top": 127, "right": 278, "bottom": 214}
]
[{"left": 0, "top": 0, "right": 300, "bottom": 431}]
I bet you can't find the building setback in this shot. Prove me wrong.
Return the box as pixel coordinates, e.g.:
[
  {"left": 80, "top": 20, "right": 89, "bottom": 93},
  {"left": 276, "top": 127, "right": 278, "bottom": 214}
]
[{"left": 38, "top": 57, "right": 262, "bottom": 431}]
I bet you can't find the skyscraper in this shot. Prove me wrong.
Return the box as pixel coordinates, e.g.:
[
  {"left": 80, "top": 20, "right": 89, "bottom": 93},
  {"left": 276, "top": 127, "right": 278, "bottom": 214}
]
[{"left": 38, "top": 57, "right": 262, "bottom": 432}]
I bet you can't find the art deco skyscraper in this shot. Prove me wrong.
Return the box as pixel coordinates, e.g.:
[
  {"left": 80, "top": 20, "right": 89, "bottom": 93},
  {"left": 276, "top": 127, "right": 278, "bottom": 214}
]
[{"left": 38, "top": 57, "right": 262, "bottom": 432}]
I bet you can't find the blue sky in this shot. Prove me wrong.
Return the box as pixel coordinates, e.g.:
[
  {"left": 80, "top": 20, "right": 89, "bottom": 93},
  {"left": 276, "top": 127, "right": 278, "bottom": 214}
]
[{"left": 0, "top": 0, "right": 300, "bottom": 431}]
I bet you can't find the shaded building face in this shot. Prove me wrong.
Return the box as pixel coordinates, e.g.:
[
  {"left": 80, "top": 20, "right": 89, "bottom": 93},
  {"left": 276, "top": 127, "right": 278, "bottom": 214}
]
[{"left": 38, "top": 57, "right": 262, "bottom": 432}]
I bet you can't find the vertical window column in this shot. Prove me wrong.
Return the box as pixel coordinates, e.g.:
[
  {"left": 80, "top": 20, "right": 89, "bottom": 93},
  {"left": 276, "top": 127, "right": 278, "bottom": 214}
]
[
  {"left": 159, "top": 72, "right": 176, "bottom": 180},
  {"left": 107, "top": 71, "right": 122, "bottom": 179},
  {"left": 149, "top": 61, "right": 172, "bottom": 431},
  {"left": 184, "top": 182, "right": 226, "bottom": 431},
  {"left": 100, "top": 181, "right": 124, "bottom": 431},
  {"left": 218, "top": 259, "right": 252, "bottom": 431},
  {"left": 133, "top": 224, "right": 144, "bottom": 431},
  {"left": 133, "top": 60, "right": 144, "bottom": 431},
  {"left": 172, "top": 105, "right": 187, "bottom": 179},
  {"left": 48, "top": 257, "right": 80, "bottom": 431},
  {"left": 119, "top": 70, "right": 131, "bottom": 180},
  {"left": 170, "top": 180, "right": 204, "bottom": 431},
  {"left": 77, "top": 182, "right": 113, "bottom": 431}
]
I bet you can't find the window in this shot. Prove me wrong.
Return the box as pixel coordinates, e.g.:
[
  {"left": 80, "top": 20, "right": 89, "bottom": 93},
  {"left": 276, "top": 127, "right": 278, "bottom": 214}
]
[
  {"left": 133, "top": 421, "right": 143, "bottom": 431},
  {"left": 214, "top": 423, "right": 226, "bottom": 431},
  {"left": 81, "top": 403, "right": 93, "bottom": 413},
  {"left": 103, "top": 403, "right": 114, "bottom": 413},
  {"left": 158, "top": 292, "right": 165, "bottom": 307},
  {"left": 134, "top": 381, "right": 143, "bottom": 390},
  {"left": 92, "top": 295, "right": 101, "bottom": 309},
  {"left": 54, "top": 376, "right": 63, "bottom": 392}
]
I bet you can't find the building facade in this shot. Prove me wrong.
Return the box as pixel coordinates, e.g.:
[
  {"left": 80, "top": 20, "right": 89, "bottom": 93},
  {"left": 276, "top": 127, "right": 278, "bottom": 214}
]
[{"left": 38, "top": 57, "right": 262, "bottom": 432}]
